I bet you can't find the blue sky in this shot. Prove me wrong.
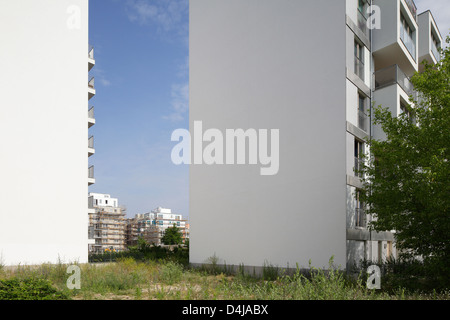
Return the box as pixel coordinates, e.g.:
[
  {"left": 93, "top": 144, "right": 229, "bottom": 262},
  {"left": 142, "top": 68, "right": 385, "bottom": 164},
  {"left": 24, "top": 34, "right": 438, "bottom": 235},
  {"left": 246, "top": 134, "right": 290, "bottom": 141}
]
[
  {"left": 88, "top": 0, "right": 189, "bottom": 218},
  {"left": 87, "top": 0, "right": 449, "bottom": 219}
]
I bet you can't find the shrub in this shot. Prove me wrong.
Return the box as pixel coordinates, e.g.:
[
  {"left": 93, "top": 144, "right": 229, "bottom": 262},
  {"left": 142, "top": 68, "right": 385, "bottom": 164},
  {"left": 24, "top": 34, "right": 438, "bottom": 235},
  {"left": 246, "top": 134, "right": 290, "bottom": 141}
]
[{"left": 0, "top": 278, "right": 70, "bottom": 300}]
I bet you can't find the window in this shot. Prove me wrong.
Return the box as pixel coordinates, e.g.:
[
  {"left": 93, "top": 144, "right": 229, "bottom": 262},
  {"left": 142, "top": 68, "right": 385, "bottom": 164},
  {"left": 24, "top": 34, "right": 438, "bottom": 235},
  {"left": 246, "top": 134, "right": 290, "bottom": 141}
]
[
  {"left": 358, "top": 93, "right": 367, "bottom": 131},
  {"left": 354, "top": 139, "right": 365, "bottom": 177},
  {"left": 354, "top": 40, "right": 365, "bottom": 80},
  {"left": 358, "top": 0, "right": 365, "bottom": 13},
  {"left": 387, "top": 241, "right": 393, "bottom": 259},
  {"left": 378, "top": 241, "right": 383, "bottom": 263},
  {"left": 400, "top": 102, "right": 414, "bottom": 122},
  {"left": 355, "top": 190, "right": 365, "bottom": 228}
]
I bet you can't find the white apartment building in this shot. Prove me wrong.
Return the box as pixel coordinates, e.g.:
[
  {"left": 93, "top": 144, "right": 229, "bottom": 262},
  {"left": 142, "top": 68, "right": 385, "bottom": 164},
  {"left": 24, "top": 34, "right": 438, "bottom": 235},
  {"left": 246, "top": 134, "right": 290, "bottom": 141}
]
[
  {"left": 132, "top": 207, "right": 188, "bottom": 246},
  {"left": 88, "top": 193, "right": 126, "bottom": 253},
  {"left": 0, "top": 0, "right": 95, "bottom": 265},
  {"left": 189, "top": 0, "right": 443, "bottom": 271}
]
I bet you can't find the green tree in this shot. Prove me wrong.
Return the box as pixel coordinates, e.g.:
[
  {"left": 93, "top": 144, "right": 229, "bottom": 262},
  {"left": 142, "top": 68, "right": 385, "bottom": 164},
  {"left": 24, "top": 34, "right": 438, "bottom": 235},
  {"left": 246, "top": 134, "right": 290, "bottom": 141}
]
[
  {"left": 161, "top": 224, "right": 183, "bottom": 245},
  {"left": 361, "top": 36, "right": 450, "bottom": 288}
]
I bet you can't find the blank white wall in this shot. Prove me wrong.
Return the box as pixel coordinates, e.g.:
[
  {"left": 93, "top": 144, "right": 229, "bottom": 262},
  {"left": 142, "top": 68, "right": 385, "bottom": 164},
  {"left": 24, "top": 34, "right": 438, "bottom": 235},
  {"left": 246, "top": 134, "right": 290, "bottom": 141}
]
[
  {"left": 190, "top": 0, "right": 347, "bottom": 269},
  {"left": 0, "top": 0, "right": 89, "bottom": 265}
]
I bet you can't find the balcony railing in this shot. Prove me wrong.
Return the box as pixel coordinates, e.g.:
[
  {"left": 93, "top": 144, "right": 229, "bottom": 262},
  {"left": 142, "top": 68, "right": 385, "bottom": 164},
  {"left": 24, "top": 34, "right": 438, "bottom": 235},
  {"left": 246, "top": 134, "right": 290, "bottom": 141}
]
[
  {"left": 88, "top": 76, "right": 95, "bottom": 89},
  {"left": 355, "top": 208, "right": 366, "bottom": 228},
  {"left": 88, "top": 136, "right": 94, "bottom": 149},
  {"left": 431, "top": 40, "right": 441, "bottom": 62},
  {"left": 357, "top": 9, "right": 369, "bottom": 38},
  {"left": 374, "top": 64, "right": 417, "bottom": 100},
  {"left": 400, "top": 20, "right": 416, "bottom": 60},
  {"left": 88, "top": 106, "right": 95, "bottom": 119},
  {"left": 404, "top": 0, "right": 417, "bottom": 22},
  {"left": 88, "top": 196, "right": 95, "bottom": 209},
  {"left": 89, "top": 45, "right": 94, "bottom": 60},
  {"left": 88, "top": 165, "right": 95, "bottom": 179}
]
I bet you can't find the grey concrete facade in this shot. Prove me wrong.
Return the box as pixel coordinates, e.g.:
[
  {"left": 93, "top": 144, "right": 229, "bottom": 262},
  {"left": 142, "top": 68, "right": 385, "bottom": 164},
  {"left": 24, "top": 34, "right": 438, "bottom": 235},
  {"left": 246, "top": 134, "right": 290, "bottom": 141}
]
[
  {"left": 190, "top": 0, "right": 347, "bottom": 270},
  {"left": 189, "top": 0, "right": 443, "bottom": 271}
]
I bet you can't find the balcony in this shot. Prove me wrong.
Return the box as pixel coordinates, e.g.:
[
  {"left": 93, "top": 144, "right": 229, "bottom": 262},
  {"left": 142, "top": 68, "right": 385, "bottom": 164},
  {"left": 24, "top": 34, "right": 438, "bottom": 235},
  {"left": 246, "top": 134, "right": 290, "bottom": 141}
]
[
  {"left": 88, "top": 196, "right": 96, "bottom": 214},
  {"left": 431, "top": 40, "right": 440, "bottom": 62},
  {"left": 88, "top": 76, "right": 96, "bottom": 100},
  {"left": 88, "top": 165, "right": 95, "bottom": 186},
  {"left": 374, "top": 64, "right": 416, "bottom": 100},
  {"left": 357, "top": 9, "right": 369, "bottom": 39},
  {"left": 372, "top": 64, "right": 416, "bottom": 140},
  {"left": 418, "top": 11, "right": 443, "bottom": 71},
  {"left": 372, "top": 0, "right": 418, "bottom": 76},
  {"left": 88, "top": 135, "right": 95, "bottom": 157},
  {"left": 88, "top": 44, "right": 95, "bottom": 71},
  {"left": 400, "top": 17, "right": 416, "bottom": 61},
  {"left": 88, "top": 106, "right": 95, "bottom": 128}
]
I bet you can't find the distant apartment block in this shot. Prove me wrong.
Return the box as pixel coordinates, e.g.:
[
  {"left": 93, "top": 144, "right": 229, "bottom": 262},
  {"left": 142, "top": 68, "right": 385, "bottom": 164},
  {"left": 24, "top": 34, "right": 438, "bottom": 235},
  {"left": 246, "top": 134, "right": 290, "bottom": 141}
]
[
  {"left": 88, "top": 193, "right": 126, "bottom": 253},
  {"left": 189, "top": 0, "right": 443, "bottom": 271},
  {"left": 126, "top": 207, "right": 189, "bottom": 247},
  {"left": 0, "top": 0, "right": 94, "bottom": 265}
]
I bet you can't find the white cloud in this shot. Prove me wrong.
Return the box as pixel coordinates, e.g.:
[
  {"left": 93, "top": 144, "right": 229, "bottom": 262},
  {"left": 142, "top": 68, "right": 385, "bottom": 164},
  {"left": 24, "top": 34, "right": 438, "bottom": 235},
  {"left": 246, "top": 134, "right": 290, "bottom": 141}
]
[
  {"left": 126, "top": 0, "right": 188, "bottom": 42},
  {"left": 92, "top": 67, "right": 112, "bottom": 87},
  {"left": 176, "top": 55, "right": 189, "bottom": 79},
  {"left": 100, "top": 78, "right": 112, "bottom": 87},
  {"left": 163, "top": 82, "right": 189, "bottom": 122}
]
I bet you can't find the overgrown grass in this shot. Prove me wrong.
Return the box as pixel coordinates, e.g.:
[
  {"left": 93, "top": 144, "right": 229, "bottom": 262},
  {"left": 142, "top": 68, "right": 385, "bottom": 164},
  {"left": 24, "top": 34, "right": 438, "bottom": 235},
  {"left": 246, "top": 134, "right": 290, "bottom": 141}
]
[{"left": 0, "top": 255, "right": 448, "bottom": 300}]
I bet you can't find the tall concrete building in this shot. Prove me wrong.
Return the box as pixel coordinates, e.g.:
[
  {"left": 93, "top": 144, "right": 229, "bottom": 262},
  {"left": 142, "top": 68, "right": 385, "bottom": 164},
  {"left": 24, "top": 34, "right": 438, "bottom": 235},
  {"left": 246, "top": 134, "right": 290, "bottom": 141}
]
[
  {"left": 0, "top": 0, "right": 95, "bottom": 265},
  {"left": 189, "top": 0, "right": 443, "bottom": 271}
]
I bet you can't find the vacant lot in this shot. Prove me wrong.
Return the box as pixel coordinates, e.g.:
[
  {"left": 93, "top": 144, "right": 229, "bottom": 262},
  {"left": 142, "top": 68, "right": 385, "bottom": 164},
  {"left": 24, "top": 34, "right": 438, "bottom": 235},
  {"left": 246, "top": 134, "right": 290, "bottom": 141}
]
[{"left": 1, "top": 257, "right": 448, "bottom": 300}]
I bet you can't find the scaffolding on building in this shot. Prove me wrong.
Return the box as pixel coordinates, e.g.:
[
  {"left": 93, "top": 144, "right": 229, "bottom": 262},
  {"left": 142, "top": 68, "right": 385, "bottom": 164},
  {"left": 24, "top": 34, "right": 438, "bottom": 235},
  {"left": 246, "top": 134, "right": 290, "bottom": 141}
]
[{"left": 88, "top": 206, "right": 127, "bottom": 254}]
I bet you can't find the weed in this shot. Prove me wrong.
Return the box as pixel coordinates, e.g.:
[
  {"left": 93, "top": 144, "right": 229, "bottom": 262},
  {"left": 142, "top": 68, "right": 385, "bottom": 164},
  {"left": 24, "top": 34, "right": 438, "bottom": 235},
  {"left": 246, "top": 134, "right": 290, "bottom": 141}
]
[
  {"left": 262, "top": 260, "right": 279, "bottom": 281},
  {"left": 159, "top": 261, "right": 184, "bottom": 285}
]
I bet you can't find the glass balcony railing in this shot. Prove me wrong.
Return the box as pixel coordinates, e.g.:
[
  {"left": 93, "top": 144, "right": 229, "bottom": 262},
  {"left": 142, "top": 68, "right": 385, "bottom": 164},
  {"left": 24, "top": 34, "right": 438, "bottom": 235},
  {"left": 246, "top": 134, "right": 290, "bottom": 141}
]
[
  {"left": 400, "top": 20, "right": 416, "bottom": 60},
  {"left": 89, "top": 45, "right": 94, "bottom": 60},
  {"left": 88, "top": 76, "right": 95, "bottom": 89},
  {"left": 88, "top": 106, "right": 95, "bottom": 119},
  {"left": 374, "top": 64, "right": 417, "bottom": 100},
  {"left": 404, "top": 0, "right": 417, "bottom": 22},
  {"left": 431, "top": 40, "right": 441, "bottom": 62},
  {"left": 88, "top": 165, "right": 95, "bottom": 179},
  {"left": 88, "top": 136, "right": 94, "bottom": 149},
  {"left": 357, "top": 9, "right": 369, "bottom": 38}
]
